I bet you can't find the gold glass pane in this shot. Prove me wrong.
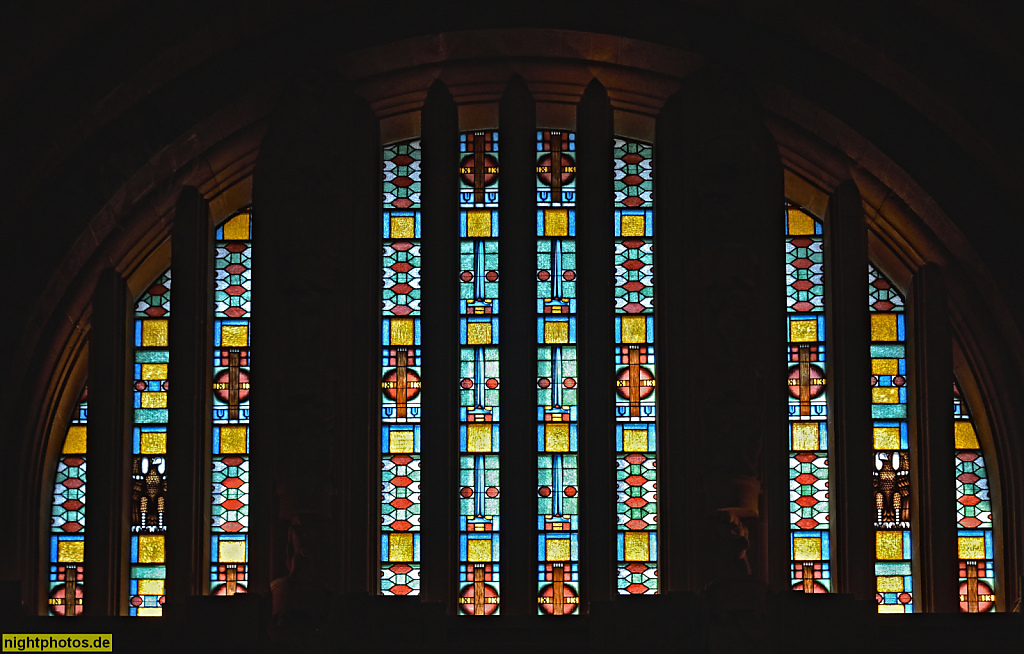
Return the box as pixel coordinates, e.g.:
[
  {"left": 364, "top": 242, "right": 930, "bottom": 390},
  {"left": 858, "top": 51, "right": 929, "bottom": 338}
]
[
  {"left": 140, "top": 430, "right": 167, "bottom": 455},
  {"left": 544, "top": 424, "right": 570, "bottom": 453},
  {"left": 787, "top": 208, "right": 815, "bottom": 236},
  {"left": 872, "top": 388, "right": 899, "bottom": 404},
  {"left": 141, "top": 392, "right": 167, "bottom": 409},
  {"left": 222, "top": 213, "right": 251, "bottom": 240},
  {"left": 958, "top": 536, "right": 986, "bottom": 560},
  {"left": 789, "top": 319, "right": 818, "bottom": 343},
  {"left": 138, "top": 535, "right": 165, "bottom": 564},
  {"left": 790, "top": 423, "right": 820, "bottom": 451},
  {"left": 221, "top": 324, "right": 249, "bottom": 347},
  {"left": 622, "top": 429, "right": 649, "bottom": 453},
  {"left": 388, "top": 533, "right": 413, "bottom": 562},
  {"left": 873, "top": 427, "right": 901, "bottom": 450},
  {"left": 954, "top": 421, "right": 980, "bottom": 449},
  {"left": 63, "top": 426, "right": 87, "bottom": 454},
  {"left": 871, "top": 314, "right": 898, "bottom": 342},
  {"left": 389, "top": 428, "right": 415, "bottom": 454},
  {"left": 543, "top": 321, "right": 569, "bottom": 344},
  {"left": 620, "top": 213, "right": 646, "bottom": 237},
  {"left": 218, "top": 426, "right": 247, "bottom": 454},
  {"left": 390, "top": 318, "right": 415, "bottom": 346},
  {"left": 390, "top": 213, "right": 416, "bottom": 239},
  {"left": 57, "top": 540, "right": 84, "bottom": 563},
  {"left": 623, "top": 532, "right": 650, "bottom": 562},
  {"left": 141, "top": 320, "right": 169, "bottom": 347},
  {"left": 467, "top": 539, "right": 492, "bottom": 563},
  {"left": 543, "top": 209, "right": 569, "bottom": 236},
  {"left": 545, "top": 538, "right": 571, "bottom": 562},
  {"left": 137, "top": 579, "right": 165, "bottom": 596},
  {"left": 871, "top": 358, "right": 899, "bottom": 375},
  {"left": 620, "top": 316, "right": 647, "bottom": 344},
  {"left": 218, "top": 540, "right": 246, "bottom": 563},
  {"left": 792, "top": 537, "right": 822, "bottom": 561},
  {"left": 875, "top": 531, "right": 904, "bottom": 560},
  {"left": 876, "top": 576, "right": 904, "bottom": 592},
  {"left": 466, "top": 424, "right": 493, "bottom": 453},
  {"left": 466, "top": 210, "right": 492, "bottom": 238},
  {"left": 466, "top": 322, "right": 493, "bottom": 345}
]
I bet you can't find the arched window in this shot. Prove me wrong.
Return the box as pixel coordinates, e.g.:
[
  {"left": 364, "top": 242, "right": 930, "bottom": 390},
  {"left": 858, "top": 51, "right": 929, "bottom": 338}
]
[{"left": 25, "top": 35, "right": 1016, "bottom": 645}]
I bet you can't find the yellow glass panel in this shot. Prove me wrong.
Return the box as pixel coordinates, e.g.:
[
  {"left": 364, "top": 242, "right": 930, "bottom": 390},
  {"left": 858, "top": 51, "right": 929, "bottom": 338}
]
[
  {"left": 873, "top": 427, "right": 902, "bottom": 450},
  {"left": 138, "top": 535, "right": 165, "bottom": 563},
  {"left": 140, "top": 431, "right": 167, "bottom": 455},
  {"left": 789, "top": 319, "right": 818, "bottom": 343},
  {"left": 622, "top": 429, "right": 648, "bottom": 453},
  {"left": 958, "top": 536, "right": 986, "bottom": 560},
  {"left": 390, "top": 213, "right": 416, "bottom": 239},
  {"left": 791, "top": 423, "right": 820, "bottom": 451},
  {"left": 137, "top": 607, "right": 163, "bottom": 617},
  {"left": 141, "top": 392, "right": 167, "bottom": 409},
  {"left": 623, "top": 532, "right": 650, "bottom": 562},
  {"left": 877, "top": 605, "right": 905, "bottom": 614},
  {"left": 876, "top": 531, "right": 904, "bottom": 560},
  {"left": 389, "top": 533, "right": 413, "bottom": 562},
  {"left": 389, "top": 429, "right": 414, "bottom": 454},
  {"left": 872, "top": 388, "right": 899, "bottom": 404},
  {"left": 63, "top": 426, "right": 87, "bottom": 454},
  {"left": 218, "top": 540, "right": 246, "bottom": 563},
  {"left": 218, "top": 426, "right": 247, "bottom": 454},
  {"left": 545, "top": 538, "right": 571, "bottom": 562},
  {"left": 466, "top": 322, "right": 492, "bottom": 345},
  {"left": 620, "top": 213, "right": 646, "bottom": 237},
  {"left": 222, "top": 213, "right": 251, "bottom": 240},
  {"left": 787, "top": 208, "right": 815, "bottom": 235},
  {"left": 141, "top": 363, "right": 168, "bottom": 380},
  {"left": 954, "top": 421, "right": 980, "bottom": 449},
  {"left": 466, "top": 210, "right": 493, "bottom": 238},
  {"left": 141, "top": 320, "right": 169, "bottom": 347},
  {"left": 872, "top": 359, "right": 899, "bottom": 376},
  {"left": 876, "top": 576, "right": 904, "bottom": 592},
  {"left": 466, "top": 424, "right": 493, "bottom": 453},
  {"left": 792, "top": 537, "right": 822, "bottom": 561},
  {"left": 57, "top": 540, "right": 84, "bottom": 563},
  {"left": 221, "top": 324, "right": 249, "bottom": 347},
  {"left": 871, "top": 314, "right": 898, "bottom": 342},
  {"left": 544, "top": 209, "right": 569, "bottom": 237},
  {"left": 467, "top": 539, "right": 492, "bottom": 563},
  {"left": 390, "top": 318, "right": 415, "bottom": 345},
  {"left": 620, "top": 316, "right": 647, "bottom": 344},
  {"left": 543, "top": 321, "right": 569, "bottom": 344},
  {"left": 137, "top": 579, "right": 165, "bottom": 596},
  {"left": 545, "top": 424, "right": 570, "bottom": 452}
]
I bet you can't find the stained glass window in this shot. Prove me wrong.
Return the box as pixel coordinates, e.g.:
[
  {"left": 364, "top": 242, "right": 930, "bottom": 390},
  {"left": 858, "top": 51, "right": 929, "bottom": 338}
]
[
  {"left": 868, "top": 264, "right": 913, "bottom": 613},
  {"left": 48, "top": 387, "right": 88, "bottom": 616},
  {"left": 953, "top": 382, "right": 996, "bottom": 612},
  {"left": 536, "top": 130, "right": 580, "bottom": 614},
  {"left": 613, "top": 138, "right": 658, "bottom": 594},
  {"left": 129, "top": 270, "right": 172, "bottom": 616},
  {"left": 381, "top": 138, "right": 422, "bottom": 596},
  {"left": 210, "top": 209, "right": 252, "bottom": 595},
  {"left": 457, "top": 131, "right": 501, "bottom": 615},
  {"left": 785, "top": 204, "right": 830, "bottom": 593}
]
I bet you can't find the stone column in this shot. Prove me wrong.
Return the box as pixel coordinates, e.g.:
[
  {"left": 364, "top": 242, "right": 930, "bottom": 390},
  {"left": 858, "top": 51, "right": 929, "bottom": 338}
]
[
  {"left": 253, "top": 72, "right": 378, "bottom": 642},
  {"left": 84, "top": 268, "right": 132, "bottom": 615},
  {"left": 419, "top": 79, "right": 459, "bottom": 609},
  {"left": 909, "top": 264, "right": 957, "bottom": 611},
  {"left": 498, "top": 74, "right": 537, "bottom": 616},
  {"left": 824, "top": 180, "right": 873, "bottom": 601},
  {"left": 165, "top": 187, "right": 211, "bottom": 609},
  {"left": 577, "top": 79, "right": 615, "bottom": 606}
]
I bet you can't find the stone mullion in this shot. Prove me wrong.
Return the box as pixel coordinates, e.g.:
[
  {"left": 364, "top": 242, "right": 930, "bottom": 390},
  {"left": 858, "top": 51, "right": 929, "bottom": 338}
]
[
  {"left": 498, "top": 75, "right": 536, "bottom": 616},
  {"left": 420, "top": 79, "right": 459, "bottom": 609},
  {"left": 85, "top": 268, "right": 132, "bottom": 615},
  {"left": 824, "top": 180, "right": 873, "bottom": 601},
  {"left": 675, "top": 66, "right": 786, "bottom": 602},
  {"left": 909, "top": 264, "right": 956, "bottom": 611},
  {"left": 654, "top": 90, "right": 690, "bottom": 594},
  {"left": 165, "top": 187, "right": 212, "bottom": 608},
  {"left": 577, "top": 79, "right": 615, "bottom": 606}
]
